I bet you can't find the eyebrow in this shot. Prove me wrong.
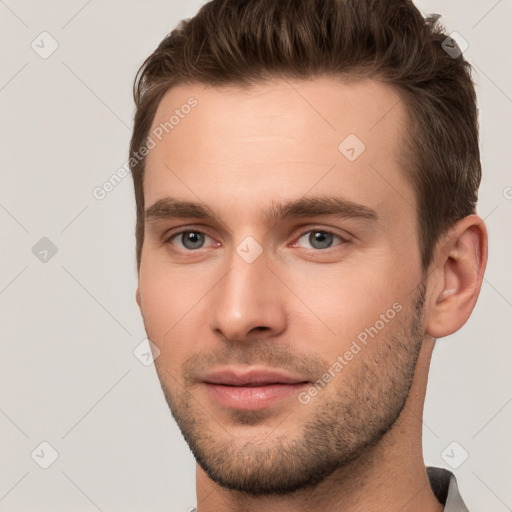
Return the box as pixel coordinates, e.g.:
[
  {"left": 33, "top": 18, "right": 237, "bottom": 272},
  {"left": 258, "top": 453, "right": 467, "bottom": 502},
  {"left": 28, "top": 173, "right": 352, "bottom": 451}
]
[{"left": 144, "top": 196, "right": 379, "bottom": 225}]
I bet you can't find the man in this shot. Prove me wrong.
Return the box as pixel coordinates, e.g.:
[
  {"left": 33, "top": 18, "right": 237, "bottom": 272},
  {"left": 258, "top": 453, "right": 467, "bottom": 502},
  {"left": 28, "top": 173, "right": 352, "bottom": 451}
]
[{"left": 130, "top": 0, "right": 488, "bottom": 510}]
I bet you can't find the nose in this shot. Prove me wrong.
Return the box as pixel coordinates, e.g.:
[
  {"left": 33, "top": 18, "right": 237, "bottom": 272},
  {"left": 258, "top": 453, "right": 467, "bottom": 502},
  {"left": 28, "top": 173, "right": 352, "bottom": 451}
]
[{"left": 208, "top": 245, "right": 288, "bottom": 342}]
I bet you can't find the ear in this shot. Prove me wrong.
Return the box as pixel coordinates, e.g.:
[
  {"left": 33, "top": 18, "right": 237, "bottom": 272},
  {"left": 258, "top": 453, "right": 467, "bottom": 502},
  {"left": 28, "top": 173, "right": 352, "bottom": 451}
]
[
  {"left": 425, "top": 214, "right": 488, "bottom": 338},
  {"left": 136, "top": 287, "right": 142, "bottom": 309}
]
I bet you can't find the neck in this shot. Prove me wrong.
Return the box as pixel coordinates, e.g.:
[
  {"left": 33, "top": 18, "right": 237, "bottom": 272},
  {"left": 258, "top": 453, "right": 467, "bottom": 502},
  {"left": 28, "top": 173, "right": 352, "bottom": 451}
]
[{"left": 195, "top": 337, "right": 443, "bottom": 512}]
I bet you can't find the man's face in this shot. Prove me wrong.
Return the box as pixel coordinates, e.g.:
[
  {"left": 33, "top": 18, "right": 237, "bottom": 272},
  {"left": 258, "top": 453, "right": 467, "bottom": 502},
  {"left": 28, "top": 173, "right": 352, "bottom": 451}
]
[{"left": 137, "top": 77, "right": 427, "bottom": 494}]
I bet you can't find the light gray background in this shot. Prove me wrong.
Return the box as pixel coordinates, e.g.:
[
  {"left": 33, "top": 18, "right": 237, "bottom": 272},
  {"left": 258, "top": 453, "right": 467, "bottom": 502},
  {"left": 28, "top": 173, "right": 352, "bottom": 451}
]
[{"left": 0, "top": 1, "right": 510, "bottom": 511}]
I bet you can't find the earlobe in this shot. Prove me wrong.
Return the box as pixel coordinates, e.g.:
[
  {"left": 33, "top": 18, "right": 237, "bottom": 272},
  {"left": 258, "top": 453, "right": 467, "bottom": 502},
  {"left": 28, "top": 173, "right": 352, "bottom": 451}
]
[{"left": 425, "top": 215, "right": 488, "bottom": 338}]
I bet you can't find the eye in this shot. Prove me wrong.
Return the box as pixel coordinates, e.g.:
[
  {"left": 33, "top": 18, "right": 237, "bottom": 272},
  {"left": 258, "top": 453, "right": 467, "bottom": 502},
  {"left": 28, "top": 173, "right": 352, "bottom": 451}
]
[
  {"left": 164, "top": 228, "right": 347, "bottom": 252},
  {"left": 295, "top": 229, "right": 347, "bottom": 250},
  {"left": 167, "top": 230, "right": 215, "bottom": 250}
]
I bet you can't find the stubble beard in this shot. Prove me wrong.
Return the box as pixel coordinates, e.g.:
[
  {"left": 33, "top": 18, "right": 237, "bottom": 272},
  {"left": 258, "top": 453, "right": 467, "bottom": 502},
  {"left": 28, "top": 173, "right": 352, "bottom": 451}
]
[{"left": 154, "top": 281, "right": 426, "bottom": 496}]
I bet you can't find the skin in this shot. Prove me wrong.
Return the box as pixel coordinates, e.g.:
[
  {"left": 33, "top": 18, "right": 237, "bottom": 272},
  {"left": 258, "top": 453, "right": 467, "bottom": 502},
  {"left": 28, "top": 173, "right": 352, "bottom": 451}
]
[{"left": 136, "top": 77, "right": 488, "bottom": 512}]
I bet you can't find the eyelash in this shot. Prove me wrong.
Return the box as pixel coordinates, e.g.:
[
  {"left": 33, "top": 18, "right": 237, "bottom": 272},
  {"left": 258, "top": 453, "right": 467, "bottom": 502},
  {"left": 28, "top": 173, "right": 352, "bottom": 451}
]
[{"left": 163, "top": 227, "right": 350, "bottom": 252}]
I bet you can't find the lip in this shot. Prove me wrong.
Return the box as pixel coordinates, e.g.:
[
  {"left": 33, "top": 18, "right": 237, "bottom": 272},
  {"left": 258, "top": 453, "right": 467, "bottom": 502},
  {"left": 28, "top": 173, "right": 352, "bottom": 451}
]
[{"left": 201, "top": 368, "right": 310, "bottom": 410}]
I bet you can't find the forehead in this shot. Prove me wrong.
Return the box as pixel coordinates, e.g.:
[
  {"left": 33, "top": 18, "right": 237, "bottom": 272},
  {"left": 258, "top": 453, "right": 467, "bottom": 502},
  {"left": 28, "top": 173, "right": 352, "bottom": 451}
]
[{"left": 143, "top": 77, "right": 413, "bottom": 219}]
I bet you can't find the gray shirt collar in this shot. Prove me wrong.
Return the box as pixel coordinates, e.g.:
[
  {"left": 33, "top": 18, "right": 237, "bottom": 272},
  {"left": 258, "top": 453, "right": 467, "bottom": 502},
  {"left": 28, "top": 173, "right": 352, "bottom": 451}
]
[{"left": 427, "top": 466, "right": 469, "bottom": 511}]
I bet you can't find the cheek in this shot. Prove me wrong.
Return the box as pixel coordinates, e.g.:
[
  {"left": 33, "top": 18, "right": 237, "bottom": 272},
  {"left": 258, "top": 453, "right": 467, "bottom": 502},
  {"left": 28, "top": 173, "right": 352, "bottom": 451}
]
[
  {"left": 138, "top": 257, "right": 196, "bottom": 344},
  {"left": 137, "top": 233, "right": 419, "bottom": 368},
  {"left": 279, "top": 258, "right": 409, "bottom": 350}
]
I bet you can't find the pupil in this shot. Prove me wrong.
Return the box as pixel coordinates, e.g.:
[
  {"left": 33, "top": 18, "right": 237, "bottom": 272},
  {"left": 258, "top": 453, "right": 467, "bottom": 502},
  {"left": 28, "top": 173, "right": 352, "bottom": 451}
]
[
  {"left": 183, "top": 231, "right": 204, "bottom": 249},
  {"left": 310, "top": 231, "right": 333, "bottom": 249}
]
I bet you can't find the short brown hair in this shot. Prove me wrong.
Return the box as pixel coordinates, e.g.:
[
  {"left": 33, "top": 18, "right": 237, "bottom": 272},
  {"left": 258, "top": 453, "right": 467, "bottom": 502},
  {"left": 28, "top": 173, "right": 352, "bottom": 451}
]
[{"left": 129, "top": 0, "right": 480, "bottom": 270}]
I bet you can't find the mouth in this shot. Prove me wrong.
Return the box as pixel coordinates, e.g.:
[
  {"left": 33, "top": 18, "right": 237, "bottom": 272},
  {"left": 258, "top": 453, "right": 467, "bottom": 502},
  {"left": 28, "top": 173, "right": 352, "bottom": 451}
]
[{"left": 201, "top": 368, "right": 310, "bottom": 410}]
